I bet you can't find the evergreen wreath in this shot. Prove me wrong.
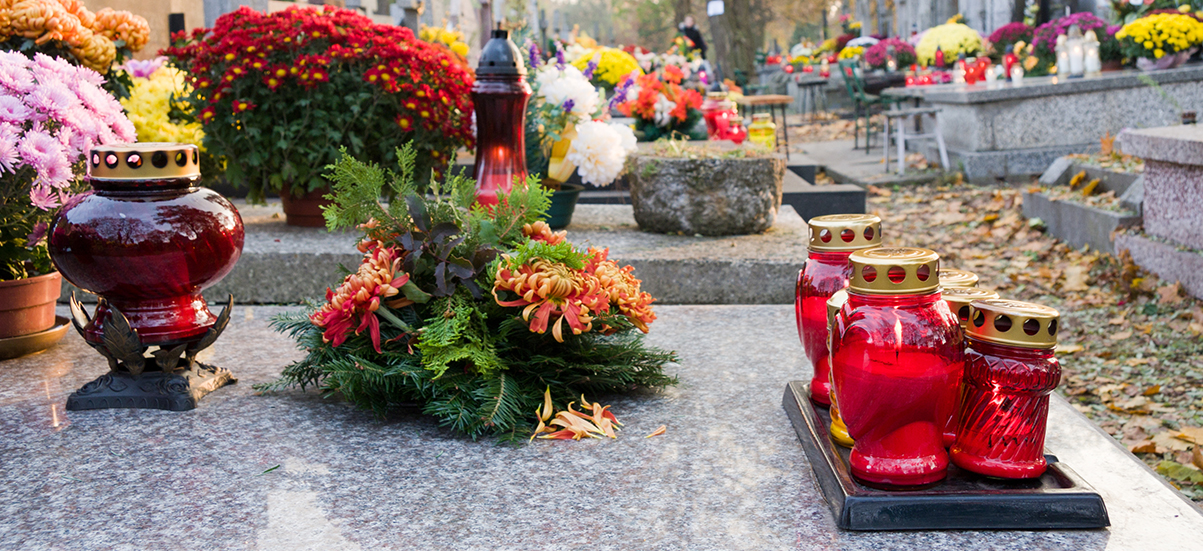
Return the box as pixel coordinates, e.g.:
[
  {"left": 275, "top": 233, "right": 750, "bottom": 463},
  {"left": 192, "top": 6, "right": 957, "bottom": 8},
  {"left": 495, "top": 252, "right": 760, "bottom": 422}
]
[{"left": 257, "top": 144, "right": 678, "bottom": 441}]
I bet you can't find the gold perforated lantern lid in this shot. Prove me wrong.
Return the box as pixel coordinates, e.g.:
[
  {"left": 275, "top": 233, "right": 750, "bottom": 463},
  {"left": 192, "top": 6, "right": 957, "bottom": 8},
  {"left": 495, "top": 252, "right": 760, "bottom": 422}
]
[
  {"left": 938, "top": 268, "right": 979, "bottom": 289},
  {"left": 848, "top": 247, "right": 940, "bottom": 295},
  {"left": 88, "top": 143, "right": 201, "bottom": 181},
  {"left": 807, "top": 214, "right": 883, "bottom": 252},
  {"left": 967, "top": 299, "right": 1060, "bottom": 349},
  {"left": 942, "top": 286, "right": 1000, "bottom": 326}
]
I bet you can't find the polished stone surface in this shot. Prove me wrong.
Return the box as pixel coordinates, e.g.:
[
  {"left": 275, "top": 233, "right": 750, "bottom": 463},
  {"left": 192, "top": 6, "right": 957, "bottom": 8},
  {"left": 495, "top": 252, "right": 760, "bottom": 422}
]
[{"left": 2, "top": 305, "right": 1201, "bottom": 550}]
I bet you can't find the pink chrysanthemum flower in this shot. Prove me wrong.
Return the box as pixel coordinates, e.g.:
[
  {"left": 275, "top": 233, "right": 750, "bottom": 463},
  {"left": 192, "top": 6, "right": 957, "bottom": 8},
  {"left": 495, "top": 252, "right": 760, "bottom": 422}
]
[
  {"left": 0, "top": 96, "right": 31, "bottom": 123},
  {"left": 0, "top": 128, "right": 19, "bottom": 174},
  {"left": 17, "top": 130, "right": 61, "bottom": 171},
  {"left": 28, "top": 183, "right": 61, "bottom": 210}
]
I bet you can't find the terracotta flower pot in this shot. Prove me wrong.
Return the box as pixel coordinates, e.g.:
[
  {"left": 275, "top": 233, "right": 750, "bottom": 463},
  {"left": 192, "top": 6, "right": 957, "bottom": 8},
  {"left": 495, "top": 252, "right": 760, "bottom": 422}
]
[
  {"left": 0, "top": 271, "right": 62, "bottom": 339},
  {"left": 280, "top": 183, "right": 334, "bottom": 227}
]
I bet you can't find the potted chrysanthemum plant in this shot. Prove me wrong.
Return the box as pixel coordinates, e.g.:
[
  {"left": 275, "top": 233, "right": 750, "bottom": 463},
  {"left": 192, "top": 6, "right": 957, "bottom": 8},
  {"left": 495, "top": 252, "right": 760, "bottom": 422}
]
[
  {"left": 523, "top": 43, "right": 638, "bottom": 228},
  {"left": 0, "top": 52, "right": 135, "bottom": 356},
  {"left": 164, "top": 5, "right": 474, "bottom": 226}
]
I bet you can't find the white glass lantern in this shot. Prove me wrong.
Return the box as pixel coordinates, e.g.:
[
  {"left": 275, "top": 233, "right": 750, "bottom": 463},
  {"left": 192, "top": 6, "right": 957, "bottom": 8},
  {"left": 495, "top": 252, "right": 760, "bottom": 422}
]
[
  {"left": 1067, "top": 24, "right": 1085, "bottom": 77},
  {"left": 1055, "top": 34, "right": 1069, "bottom": 76},
  {"left": 1083, "top": 29, "right": 1102, "bottom": 76},
  {"left": 1011, "top": 65, "right": 1025, "bottom": 85}
]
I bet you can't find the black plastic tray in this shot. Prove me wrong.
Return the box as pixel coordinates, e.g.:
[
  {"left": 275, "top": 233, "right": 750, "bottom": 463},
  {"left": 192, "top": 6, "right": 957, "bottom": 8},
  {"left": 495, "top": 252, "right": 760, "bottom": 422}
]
[{"left": 782, "top": 381, "right": 1110, "bottom": 531}]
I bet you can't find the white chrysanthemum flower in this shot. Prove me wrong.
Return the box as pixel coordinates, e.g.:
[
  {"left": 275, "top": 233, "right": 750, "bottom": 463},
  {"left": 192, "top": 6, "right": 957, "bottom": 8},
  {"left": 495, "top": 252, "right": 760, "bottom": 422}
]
[
  {"left": 534, "top": 65, "right": 601, "bottom": 122},
  {"left": 652, "top": 94, "right": 676, "bottom": 127},
  {"left": 566, "top": 121, "right": 635, "bottom": 187}
]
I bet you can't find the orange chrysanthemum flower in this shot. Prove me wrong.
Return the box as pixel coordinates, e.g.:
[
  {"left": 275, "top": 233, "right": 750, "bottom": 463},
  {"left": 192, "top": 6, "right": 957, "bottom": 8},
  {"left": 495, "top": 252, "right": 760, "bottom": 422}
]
[
  {"left": 586, "top": 247, "right": 656, "bottom": 333},
  {"left": 310, "top": 242, "right": 412, "bottom": 352},
  {"left": 492, "top": 257, "right": 609, "bottom": 343},
  {"left": 522, "top": 221, "right": 566, "bottom": 246}
]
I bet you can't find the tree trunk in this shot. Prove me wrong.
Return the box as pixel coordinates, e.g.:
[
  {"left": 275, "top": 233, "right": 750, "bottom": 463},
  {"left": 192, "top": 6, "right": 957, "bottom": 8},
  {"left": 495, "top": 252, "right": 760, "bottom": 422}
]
[{"left": 673, "top": 0, "right": 692, "bottom": 26}]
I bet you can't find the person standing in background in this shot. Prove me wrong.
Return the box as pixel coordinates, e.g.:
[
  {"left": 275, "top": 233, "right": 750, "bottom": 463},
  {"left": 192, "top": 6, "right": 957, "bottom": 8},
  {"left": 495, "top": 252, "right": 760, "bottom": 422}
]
[{"left": 679, "top": 15, "right": 707, "bottom": 59}]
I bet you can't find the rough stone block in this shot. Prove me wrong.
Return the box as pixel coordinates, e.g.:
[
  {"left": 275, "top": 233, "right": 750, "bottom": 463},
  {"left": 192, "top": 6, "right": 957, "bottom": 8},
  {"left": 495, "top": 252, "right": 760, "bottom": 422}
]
[
  {"left": 1120, "top": 176, "right": 1144, "bottom": 216},
  {"left": 1115, "top": 232, "right": 1203, "bottom": 300},
  {"left": 1022, "top": 191, "right": 1141, "bottom": 252},
  {"left": 627, "top": 155, "right": 786, "bottom": 236}
]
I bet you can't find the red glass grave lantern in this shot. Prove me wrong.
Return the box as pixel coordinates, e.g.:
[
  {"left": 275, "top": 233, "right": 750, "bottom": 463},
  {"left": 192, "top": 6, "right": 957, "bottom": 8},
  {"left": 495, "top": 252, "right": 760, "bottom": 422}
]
[
  {"left": 472, "top": 29, "right": 532, "bottom": 208},
  {"left": 938, "top": 285, "right": 999, "bottom": 446},
  {"left": 711, "top": 100, "right": 747, "bottom": 144},
  {"left": 938, "top": 268, "right": 979, "bottom": 289},
  {"left": 701, "top": 91, "right": 727, "bottom": 138},
  {"left": 831, "top": 248, "right": 964, "bottom": 488},
  {"left": 826, "top": 289, "right": 855, "bottom": 448},
  {"left": 952, "top": 299, "right": 1061, "bottom": 479},
  {"left": 795, "top": 214, "right": 881, "bottom": 405},
  {"left": 49, "top": 143, "right": 243, "bottom": 410}
]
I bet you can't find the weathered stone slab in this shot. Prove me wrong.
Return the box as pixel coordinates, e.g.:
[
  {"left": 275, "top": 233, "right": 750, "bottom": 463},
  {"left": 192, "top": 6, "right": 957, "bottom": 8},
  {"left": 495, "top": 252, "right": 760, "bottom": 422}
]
[
  {"left": 1119, "top": 126, "right": 1203, "bottom": 250},
  {"left": 884, "top": 67, "right": 1203, "bottom": 178},
  {"left": 1023, "top": 191, "right": 1141, "bottom": 253}
]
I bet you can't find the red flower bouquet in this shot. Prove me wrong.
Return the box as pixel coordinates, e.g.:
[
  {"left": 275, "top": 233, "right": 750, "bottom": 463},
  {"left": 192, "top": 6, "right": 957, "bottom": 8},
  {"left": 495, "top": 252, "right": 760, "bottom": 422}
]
[
  {"left": 164, "top": 5, "right": 474, "bottom": 202},
  {"left": 615, "top": 70, "right": 704, "bottom": 141}
]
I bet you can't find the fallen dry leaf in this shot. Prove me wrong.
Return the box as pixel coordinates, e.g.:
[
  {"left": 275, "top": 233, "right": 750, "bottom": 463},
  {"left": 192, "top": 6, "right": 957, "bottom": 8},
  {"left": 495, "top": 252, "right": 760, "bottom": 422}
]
[
  {"left": 1177, "top": 427, "right": 1203, "bottom": 445},
  {"left": 1142, "top": 385, "right": 1161, "bottom": 396},
  {"left": 1195, "top": 446, "right": 1203, "bottom": 470},
  {"left": 1057, "top": 343, "right": 1084, "bottom": 354},
  {"left": 1062, "top": 266, "right": 1090, "bottom": 291},
  {"left": 1158, "top": 282, "right": 1185, "bottom": 305},
  {"left": 1131, "top": 440, "right": 1161, "bottom": 454},
  {"left": 1110, "top": 330, "right": 1133, "bottom": 341},
  {"left": 1154, "top": 430, "right": 1195, "bottom": 452},
  {"left": 645, "top": 425, "right": 667, "bottom": 438}
]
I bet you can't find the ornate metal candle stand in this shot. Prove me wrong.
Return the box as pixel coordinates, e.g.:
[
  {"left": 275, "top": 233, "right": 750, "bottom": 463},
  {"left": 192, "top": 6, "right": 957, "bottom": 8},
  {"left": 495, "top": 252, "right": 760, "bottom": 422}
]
[
  {"left": 49, "top": 143, "right": 244, "bottom": 411},
  {"left": 65, "top": 293, "right": 235, "bottom": 411}
]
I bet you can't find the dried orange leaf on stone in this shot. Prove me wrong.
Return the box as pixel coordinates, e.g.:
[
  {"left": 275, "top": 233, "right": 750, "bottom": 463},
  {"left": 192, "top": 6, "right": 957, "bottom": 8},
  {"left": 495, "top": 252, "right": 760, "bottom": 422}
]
[
  {"left": 1110, "top": 330, "right": 1133, "bottom": 341},
  {"left": 1141, "top": 385, "right": 1161, "bottom": 396},
  {"left": 539, "top": 386, "right": 553, "bottom": 422},
  {"left": 646, "top": 425, "right": 667, "bottom": 438},
  {"left": 1057, "top": 343, "right": 1084, "bottom": 354}
]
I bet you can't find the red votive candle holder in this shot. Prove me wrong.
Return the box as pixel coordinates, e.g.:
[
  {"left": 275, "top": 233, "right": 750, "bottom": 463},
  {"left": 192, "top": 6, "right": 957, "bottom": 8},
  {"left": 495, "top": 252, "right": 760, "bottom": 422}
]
[
  {"left": 951, "top": 299, "right": 1061, "bottom": 479},
  {"left": 831, "top": 248, "right": 964, "bottom": 488},
  {"left": 938, "top": 285, "right": 999, "bottom": 446},
  {"left": 795, "top": 214, "right": 882, "bottom": 405}
]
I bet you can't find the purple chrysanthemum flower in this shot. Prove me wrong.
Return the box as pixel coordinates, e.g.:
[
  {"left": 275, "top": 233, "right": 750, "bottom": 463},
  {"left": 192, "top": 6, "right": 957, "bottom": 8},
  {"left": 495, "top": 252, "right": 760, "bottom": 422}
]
[
  {"left": 25, "top": 222, "right": 48, "bottom": 248},
  {"left": 527, "top": 41, "right": 542, "bottom": 70},
  {"left": 607, "top": 72, "right": 638, "bottom": 111},
  {"left": 562, "top": 99, "right": 575, "bottom": 113},
  {"left": 583, "top": 58, "right": 598, "bottom": 79},
  {"left": 556, "top": 48, "right": 565, "bottom": 69}
]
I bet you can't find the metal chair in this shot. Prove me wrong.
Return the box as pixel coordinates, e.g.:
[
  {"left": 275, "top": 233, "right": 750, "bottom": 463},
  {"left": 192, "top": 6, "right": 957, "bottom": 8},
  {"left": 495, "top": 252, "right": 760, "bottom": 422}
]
[
  {"left": 882, "top": 106, "right": 950, "bottom": 174},
  {"left": 838, "top": 60, "right": 907, "bottom": 153}
]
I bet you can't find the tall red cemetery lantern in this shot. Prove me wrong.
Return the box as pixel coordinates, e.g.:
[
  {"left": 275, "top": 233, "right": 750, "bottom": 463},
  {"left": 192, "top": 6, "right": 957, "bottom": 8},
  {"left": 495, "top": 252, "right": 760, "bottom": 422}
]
[{"left": 472, "top": 29, "right": 532, "bottom": 207}]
